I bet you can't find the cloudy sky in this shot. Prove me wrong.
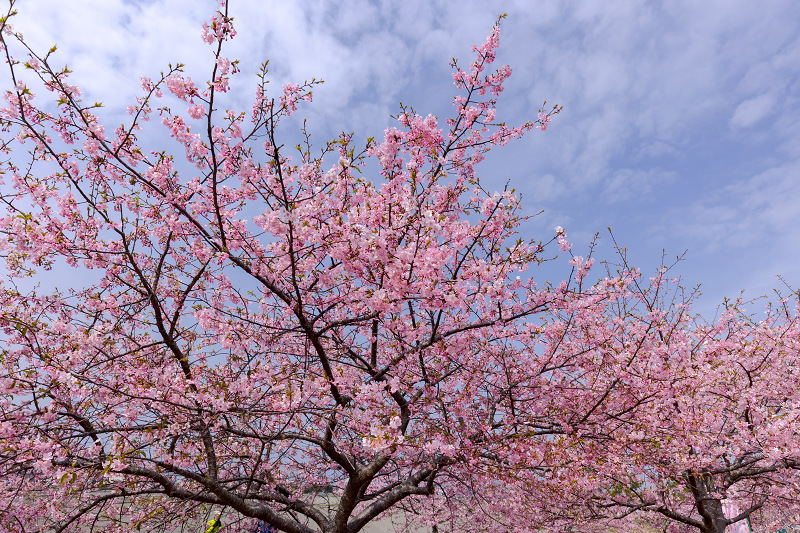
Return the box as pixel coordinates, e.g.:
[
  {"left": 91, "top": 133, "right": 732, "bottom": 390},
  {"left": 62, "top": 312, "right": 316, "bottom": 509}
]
[{"left": 9, "top": 0, "right": 800, "bottom": 318}]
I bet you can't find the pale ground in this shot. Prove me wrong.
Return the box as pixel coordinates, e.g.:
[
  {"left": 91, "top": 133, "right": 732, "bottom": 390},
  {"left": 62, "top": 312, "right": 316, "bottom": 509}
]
[
  {"left": 182, "top": 513, "right": 420, "bottom": 533},
  {"left": 206, "top": 503, "right": 425, "bottom": 533},
  {"left": 39, "top": 492, "right": 428, "bottom": 532},
  {"left": 39, "top": 513, "right": 419, "bottom": 533},
  {"left": 54, "top": 503, "right": 426, "bottom": 532}
]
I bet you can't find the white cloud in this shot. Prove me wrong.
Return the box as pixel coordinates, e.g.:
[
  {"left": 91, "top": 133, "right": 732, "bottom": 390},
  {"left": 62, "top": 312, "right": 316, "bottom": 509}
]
[
  {"left": 730, "top": 93, "right": 777, "bottom": 129},
  {"left": 668, "top": 161, "right": 800, "bottom": 252},
  {"left": 603, "top": 168, "right": 677, "bottom": 203}
]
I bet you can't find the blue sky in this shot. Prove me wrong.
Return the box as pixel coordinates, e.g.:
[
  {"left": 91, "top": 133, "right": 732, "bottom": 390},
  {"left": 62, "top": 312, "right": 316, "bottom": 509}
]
[{"left": 10, "top": 0, "right": 800, "bottom": 318}]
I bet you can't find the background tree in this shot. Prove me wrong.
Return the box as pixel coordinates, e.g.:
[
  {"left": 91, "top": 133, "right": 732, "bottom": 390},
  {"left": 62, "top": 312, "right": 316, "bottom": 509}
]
[{"left": 552, "top": 267, "right": 800, "bottom": 533}]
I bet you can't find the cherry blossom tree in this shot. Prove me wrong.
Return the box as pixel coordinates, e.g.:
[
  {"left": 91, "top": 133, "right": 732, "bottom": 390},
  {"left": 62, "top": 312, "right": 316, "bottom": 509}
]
[
  {"left": 595, "top": 306, "right": 800, "bottom": 533},
  {"left": 548, "top": 267, "right": 800, "bottom": 533},
  {"left": 0, "top": 3, "right": 633, "bottom": 532},
  {"left": 1, "top": 2, "right": 798, "bottom": 533}
]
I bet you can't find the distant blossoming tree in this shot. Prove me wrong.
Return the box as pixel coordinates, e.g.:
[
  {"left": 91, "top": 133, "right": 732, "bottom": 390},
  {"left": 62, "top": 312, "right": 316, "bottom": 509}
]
[
  {"left": 588, "top": 296, "right": 800, "bottom": 533},
  {"left": 541, "top": 269, "right": 800, "bottom": 533},
  {"left": 1, "top": 1, "right": 799, "bottom": 533}
]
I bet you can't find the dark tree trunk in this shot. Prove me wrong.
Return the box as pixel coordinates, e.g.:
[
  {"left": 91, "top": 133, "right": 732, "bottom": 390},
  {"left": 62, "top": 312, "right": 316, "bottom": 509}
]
[
  {"left": 685, "top": 472, "right": 728, "bottom": 533},
  {"left": 701, "top": 498, "right": 728, "bottom": 533}
]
